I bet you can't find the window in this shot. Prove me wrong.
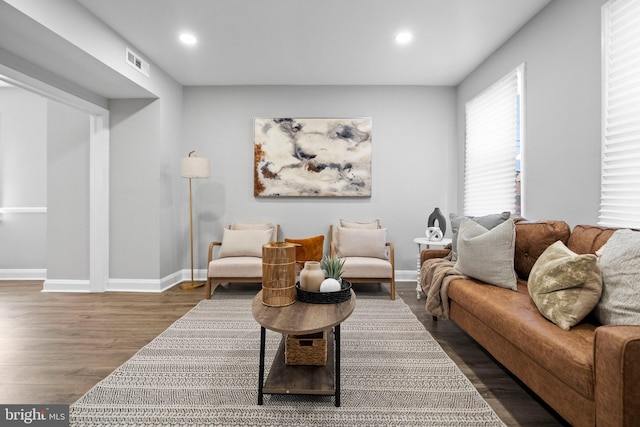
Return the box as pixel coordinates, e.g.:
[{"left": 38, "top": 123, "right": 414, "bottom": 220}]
[
  {"left": 600, "top": 0, "right": 640, "bottom": 228},
  {"left": 464, "top": 65, "right": 524, "bottom": 216}
]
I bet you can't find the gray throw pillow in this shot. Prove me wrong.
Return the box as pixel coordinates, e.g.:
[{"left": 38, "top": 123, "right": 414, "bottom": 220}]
[
  {"left": 528, "top": 241, "right": 602, "bottom": 330},
  {"left": 449, "top": 211, "right": 511, "bottom": 261},
  {"left": 454, "top": 218, "right": 517, "bottom": 291},
  {"left": 594, "top": 229, "right": 640, "bottom": 326}
]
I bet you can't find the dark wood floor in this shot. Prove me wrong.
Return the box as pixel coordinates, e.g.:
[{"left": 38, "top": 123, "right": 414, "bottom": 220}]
[{"left": 0, "top": 280, "right": 567, "bottom": 426}]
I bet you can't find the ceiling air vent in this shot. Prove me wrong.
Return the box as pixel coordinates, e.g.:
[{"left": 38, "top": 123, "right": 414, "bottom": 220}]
[{"left": 126, "top": 48, "right": 150, "bottom": 77}]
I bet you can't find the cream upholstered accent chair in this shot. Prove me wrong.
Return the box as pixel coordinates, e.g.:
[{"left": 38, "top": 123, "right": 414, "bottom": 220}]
[
  {"left": 329, "top": 219, "right": 395, "bottom": 300},
  {"left": 205, "top": 222, "right": 280, "bottom": 299}
]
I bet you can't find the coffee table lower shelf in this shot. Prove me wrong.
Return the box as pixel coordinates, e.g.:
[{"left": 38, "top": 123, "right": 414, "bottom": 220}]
[{"left": 258, "top": 327, "right": 341, "bottom": 406}]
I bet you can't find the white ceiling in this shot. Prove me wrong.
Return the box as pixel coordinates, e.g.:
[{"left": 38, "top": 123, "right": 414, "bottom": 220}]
[{"left": 77, "top": 0, "right": 552, "bottom": 87}]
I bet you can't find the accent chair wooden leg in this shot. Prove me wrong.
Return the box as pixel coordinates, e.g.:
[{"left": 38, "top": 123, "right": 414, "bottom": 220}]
[
  {"left": 390, "top": 279, "right": 395, "bottom": 300},
  {"left": 205, "top": 278, "right": 212, "bottom": 300}
]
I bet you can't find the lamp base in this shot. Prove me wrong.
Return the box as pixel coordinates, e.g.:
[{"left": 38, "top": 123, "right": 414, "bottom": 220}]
[{"left": 180, "top": 281, "right": 205, "bottom": 290}]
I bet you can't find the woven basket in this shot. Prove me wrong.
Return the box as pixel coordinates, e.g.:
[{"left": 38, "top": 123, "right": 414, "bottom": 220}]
[
  {"left": 285, "top": 330, "right": 327, "bottom": 366},
  {"left": 262, "top": 242, "right": 296, "bottom": 307},
  {"left": 296, "top": 280, "right": 352, "bottom": 304}
]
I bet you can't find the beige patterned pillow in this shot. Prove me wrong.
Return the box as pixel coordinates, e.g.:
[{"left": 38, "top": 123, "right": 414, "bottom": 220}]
[{"left": 528, "top": 241, "right": 602, "bottom": 330}]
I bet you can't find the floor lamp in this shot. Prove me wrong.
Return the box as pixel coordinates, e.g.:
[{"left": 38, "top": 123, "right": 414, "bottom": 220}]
[{"left": 180, "top": 151, "right": 211, "bottom": 290}]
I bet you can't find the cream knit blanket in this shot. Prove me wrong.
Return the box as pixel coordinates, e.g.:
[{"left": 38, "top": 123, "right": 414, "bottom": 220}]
[{"left": 420, "top": 258, "right": 467, "bottom": 320}]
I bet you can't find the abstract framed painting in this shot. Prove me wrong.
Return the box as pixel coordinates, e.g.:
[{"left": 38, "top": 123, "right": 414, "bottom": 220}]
[{"left": 254, "top": 117, "right": 372, "bottom": 197}]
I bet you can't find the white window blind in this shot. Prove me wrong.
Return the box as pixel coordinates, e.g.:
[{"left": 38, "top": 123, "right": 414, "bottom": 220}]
[
  {"left": 600, "top": 0, "right": 640, "bottom": 228},
  {"left": 464, "top": 67, "right": 521, "bottom": 216}
]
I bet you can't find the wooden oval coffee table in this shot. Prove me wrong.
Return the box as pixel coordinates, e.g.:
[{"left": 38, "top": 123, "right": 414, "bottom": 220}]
[{"left": 252, "top": 290, "right": 356, "bottom": 407}]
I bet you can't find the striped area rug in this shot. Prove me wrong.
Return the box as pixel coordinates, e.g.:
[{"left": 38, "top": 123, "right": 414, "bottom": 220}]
[{"left": 70, "top": 295, "right": 505, "bottom": 426}]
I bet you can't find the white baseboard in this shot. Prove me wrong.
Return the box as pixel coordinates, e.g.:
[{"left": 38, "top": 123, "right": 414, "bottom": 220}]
[
  {"left": 395, "top": 269, "right": 418, "bottom": 283},
  {"left": 0, "top": 269, "right": 47, "bottom": 280},
  {"left": 107, "top": 270, "right": 193, "bottom": 292},
  {"left": 39, "top": 270, "right": 206, "bottom": 293},
  {"left": 105, "top": 269, "right": 208, "bottom": 292},
  {"left": 106, "top": 269, "right": 413, "bottom": 292},
  {"left": 12, "top": 269, "right": 414, "bottom": 292},
  {"left": 42, "top": 279, "right": 91, "bottom": 292}
]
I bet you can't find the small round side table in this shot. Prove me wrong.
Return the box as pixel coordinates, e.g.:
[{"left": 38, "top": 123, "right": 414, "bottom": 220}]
[{"left": 413, "top": 237, "right": 452, "bottom": 300}]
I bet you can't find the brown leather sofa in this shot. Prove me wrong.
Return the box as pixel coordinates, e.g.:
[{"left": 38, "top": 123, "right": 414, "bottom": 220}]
[{"left": 420, "top": 221, "right": 640, "bottom": 427}]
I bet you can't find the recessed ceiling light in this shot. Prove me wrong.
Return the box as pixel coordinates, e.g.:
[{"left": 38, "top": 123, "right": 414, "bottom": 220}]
[
  {"left": 179, "top": 33, "right": 197, "bottom": 45},
  {"left": 395, "top": 32, "right": 413, "bottom": 44}
]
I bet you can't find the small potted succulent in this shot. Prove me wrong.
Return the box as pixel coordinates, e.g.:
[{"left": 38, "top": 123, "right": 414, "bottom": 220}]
[{"left": 320, "top": 255, "right": 345, "bottom": 292}]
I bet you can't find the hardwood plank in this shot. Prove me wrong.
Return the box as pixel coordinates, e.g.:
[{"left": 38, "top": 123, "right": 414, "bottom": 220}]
[
  {"left": 0, "top": 280, "right": 202, "bottom": 404},
  {"left": 0, "top": 280, "right": 567, "bottom": 426},
  {"left": 395, "top": 284, "right": 568, "bottom": 426}
]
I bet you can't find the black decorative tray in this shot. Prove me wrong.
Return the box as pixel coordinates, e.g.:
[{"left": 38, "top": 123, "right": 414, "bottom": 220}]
[{"left": 295, "top": 280, "right": 352, "bottom": 304}]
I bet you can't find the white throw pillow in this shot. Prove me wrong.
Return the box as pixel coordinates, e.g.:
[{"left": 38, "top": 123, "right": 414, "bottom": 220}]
[
  {"left": 230, "top": 222, "right": 276, "bottom": 239},
  {"left": 218, "top": 228, "right": 273, "bottom": 258},
  {"left": 454, "top": 218, "right": 517, "bottom": 291},
  {"left": 594, "top": 229, "right": 640, "bottom": 326},
  {"left": 339, "top": 219, "right": 381, "bottom": 229},
  {"left": 230, "top": 222, "right": 274, "bottom": 230},
  {"left": 336, "top": 227, "right": 388, "bottom": 259}
]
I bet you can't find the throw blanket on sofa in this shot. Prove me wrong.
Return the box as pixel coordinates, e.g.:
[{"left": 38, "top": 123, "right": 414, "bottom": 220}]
[{"left": 421, "top": 258, "right": 467, "bottom": 319}]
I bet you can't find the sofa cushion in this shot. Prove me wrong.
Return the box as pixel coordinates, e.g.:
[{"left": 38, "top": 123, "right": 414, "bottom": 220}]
[
  {"left": 341, "top": 256, "right": 392, "bottom": 278},
  {"left": 514, "top": 220, "right": 571, "bottom": 280},
  {"left": 454, "top": 218, "right": 517, "bottom": 290},
  {"left": 217, "top": 228, "right": 273, "bottom": 258},
  {"left": 528, "top": 241, "right": 602, "bottom": 330},
  {"left": 209, "top": 256, "right": 263, "bottom": 277},
  {"left": 449, "top": 211, "right": 510, "bottom": 261},
  {"left": 567, "top": 225, "right": 616, "bottom": 255},
  {"left": 336, "top": 227, "right": 388, "bottom": 259},
  {"left": 448, "top": 278, "right": 597, "bottom": 400},
  {"left": 595, "top": 229, "right": 640, "bottom": 325}
]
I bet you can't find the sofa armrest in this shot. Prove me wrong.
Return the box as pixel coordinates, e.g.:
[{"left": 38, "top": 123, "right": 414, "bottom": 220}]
[
  {"left": 420, "top": 248, "right": 451, "bottom": 265},
  {"left": 594, "top": 325, "right": 640, "bottom": 427}
]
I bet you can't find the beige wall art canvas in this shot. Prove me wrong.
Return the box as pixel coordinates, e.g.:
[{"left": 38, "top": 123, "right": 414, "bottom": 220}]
[{"left": 254, "top": 117, "right": 372, "bottom": 197}]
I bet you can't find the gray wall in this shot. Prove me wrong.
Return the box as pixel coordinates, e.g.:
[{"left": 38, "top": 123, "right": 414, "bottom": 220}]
[
  {"left": 1, "top": 0, "right": 614, "bottom": 286},
  {"left": 1, "top": 0, "right": 185, "bottom": 288},
  {"left": 0, "top": 87, "right": 47, "bottom": 270},
  {"left": 182, "top": 85, "right": 457, "bottom": 272},
  {"left": 109, "top": 99, "right": 161, "bottom": 280},
  {"left": 457, "top": 0, "right": 607, "bottom": 227},
  {"left": 109, "top": 89, "right": 184, "bottom": 282},
  {"left": 159, "top": 84, "right": 187, "bottom": 280},
  {"left": 0, "top": 87, "right": 90, "bottom": 279},
  {"left": 46, "top": 99, "right": 90, "bottom": 280},
  {"left": 108, "top": 88, "right": 184, "bottom": 283}
]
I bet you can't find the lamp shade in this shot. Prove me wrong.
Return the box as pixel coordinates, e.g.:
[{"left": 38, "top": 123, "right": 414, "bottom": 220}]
[{"left": 181, "top": 155, "right": 210, "bottom": 178}]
